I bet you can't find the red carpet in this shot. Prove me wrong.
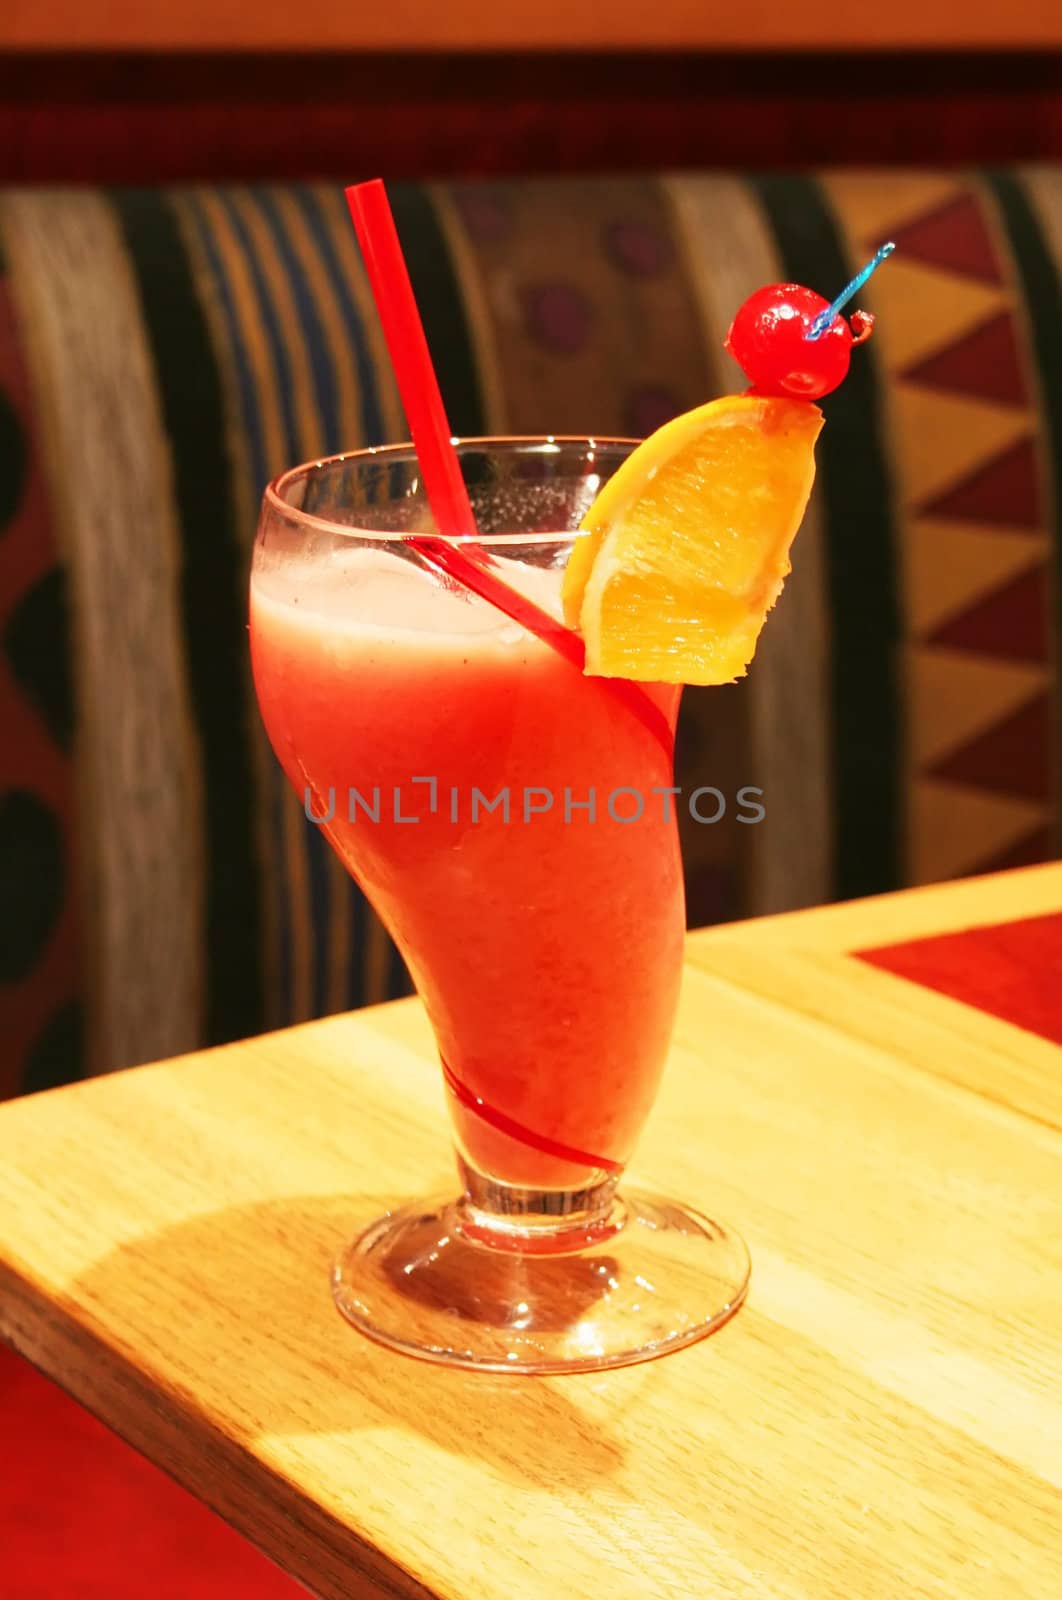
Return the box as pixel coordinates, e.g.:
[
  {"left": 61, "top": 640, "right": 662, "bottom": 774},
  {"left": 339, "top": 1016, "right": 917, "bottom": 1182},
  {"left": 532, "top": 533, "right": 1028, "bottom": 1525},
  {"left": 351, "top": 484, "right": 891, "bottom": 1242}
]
[
  {"left": 857, "top": 909, "right": 1062, "bottom": 1045},
  {"left": 0, "top": 1342, "right": 303, "bottom": 1599}
]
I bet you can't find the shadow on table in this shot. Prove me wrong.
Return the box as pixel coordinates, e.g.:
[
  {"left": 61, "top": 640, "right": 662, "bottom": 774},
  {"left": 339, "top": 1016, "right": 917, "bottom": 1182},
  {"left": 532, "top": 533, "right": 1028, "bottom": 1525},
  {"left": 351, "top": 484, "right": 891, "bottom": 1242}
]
[{"left": 68, "top": 1191, "right": 638, "bottom": 1489}]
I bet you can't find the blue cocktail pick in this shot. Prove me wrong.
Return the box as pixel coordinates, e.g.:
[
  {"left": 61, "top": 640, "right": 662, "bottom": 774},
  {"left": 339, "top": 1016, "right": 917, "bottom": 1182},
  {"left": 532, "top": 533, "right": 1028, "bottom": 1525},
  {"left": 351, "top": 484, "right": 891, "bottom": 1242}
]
[{"left": 806, "top": 242, "right": 896, "bottom": 342}]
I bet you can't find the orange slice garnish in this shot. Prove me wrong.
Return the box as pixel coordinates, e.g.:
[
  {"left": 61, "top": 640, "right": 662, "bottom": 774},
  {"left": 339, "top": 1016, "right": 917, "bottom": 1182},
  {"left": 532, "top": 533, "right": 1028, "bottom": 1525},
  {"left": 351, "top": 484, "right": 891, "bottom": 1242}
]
[{"left": 563, "top": 395, "right": 823, "bottom": 684}]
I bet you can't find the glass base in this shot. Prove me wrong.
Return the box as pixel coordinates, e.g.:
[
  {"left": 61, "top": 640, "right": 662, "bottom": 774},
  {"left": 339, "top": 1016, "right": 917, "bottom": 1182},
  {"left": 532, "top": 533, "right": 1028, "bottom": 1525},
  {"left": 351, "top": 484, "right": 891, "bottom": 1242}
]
[{"left": 331, "top": 1186, "right": 750, "bottom": 1374}]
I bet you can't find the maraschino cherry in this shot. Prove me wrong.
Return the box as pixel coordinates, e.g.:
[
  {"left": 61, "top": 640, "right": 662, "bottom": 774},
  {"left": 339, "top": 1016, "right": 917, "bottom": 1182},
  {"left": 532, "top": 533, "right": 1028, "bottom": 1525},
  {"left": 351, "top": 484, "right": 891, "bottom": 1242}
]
[{"left": 725, "top": 243, "right": 894, "bottom": 401}]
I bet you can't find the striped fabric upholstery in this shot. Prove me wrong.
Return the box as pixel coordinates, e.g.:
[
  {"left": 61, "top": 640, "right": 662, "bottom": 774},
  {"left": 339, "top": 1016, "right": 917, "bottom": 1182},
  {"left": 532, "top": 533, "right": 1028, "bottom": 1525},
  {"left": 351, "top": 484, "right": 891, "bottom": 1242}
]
[{"left": 1, "top": 172, "right": 1059, "bottom": 1097}]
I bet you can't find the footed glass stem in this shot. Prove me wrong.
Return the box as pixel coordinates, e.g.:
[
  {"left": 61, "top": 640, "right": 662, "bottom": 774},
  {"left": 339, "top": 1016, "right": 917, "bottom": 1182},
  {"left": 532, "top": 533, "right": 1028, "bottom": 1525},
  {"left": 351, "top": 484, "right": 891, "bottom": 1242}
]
[{"left": 332, "top": 1161, "right": 750, "bottom": 1374}]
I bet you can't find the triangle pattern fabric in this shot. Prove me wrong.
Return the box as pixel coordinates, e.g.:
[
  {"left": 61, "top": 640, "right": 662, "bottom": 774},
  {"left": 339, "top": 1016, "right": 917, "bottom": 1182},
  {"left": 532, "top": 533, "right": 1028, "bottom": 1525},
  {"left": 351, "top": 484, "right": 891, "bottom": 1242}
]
[
  {"left": 909, "top": 778, "right": 1047, "bottom": 883},
  {"left": 889, "top": 193, "right": 1005, "bottom": 284},
  {"left": 927, "top": 567, "right": 1050, "bottom": 663},
  {"left": 820, "top": 175, "right": 1055, "bottom": 885},
  {"left": 905, "top": 646, "right": 1046, "bottom": 766},
  {"left": 902, "top": 521, "right": 1045, "bottom": 635},
  {"left": 927, "top": 694, "right": 1053, "bottom": 802},
  {"left": 818, "top": 173, "right": 961, "bottom": 249},
  {"left": 901, "top": 312, "right": 1028, "bottom": 408},
  {"left": 848, "top": 257, "right": 1005, "bottom": 374},
  {"left": 897, "top": 390, "right": 1030, "bottom": 510},
  {"left": 918, "top": 436, "right": 1043, "bottom": 529},
  {"left": 973, "top": 825, "right": 1057, "bottom": 875}
]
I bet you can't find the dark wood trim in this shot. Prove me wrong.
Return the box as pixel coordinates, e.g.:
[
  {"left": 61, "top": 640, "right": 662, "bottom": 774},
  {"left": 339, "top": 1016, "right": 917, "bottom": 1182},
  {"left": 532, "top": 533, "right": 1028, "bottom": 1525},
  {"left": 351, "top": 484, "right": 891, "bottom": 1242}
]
[
  {"left": 1, "top": 52, "right": 1060, "bottom": 182},
  {"left": 2, "top": 50, "right": 1061, "bottom": 101}
]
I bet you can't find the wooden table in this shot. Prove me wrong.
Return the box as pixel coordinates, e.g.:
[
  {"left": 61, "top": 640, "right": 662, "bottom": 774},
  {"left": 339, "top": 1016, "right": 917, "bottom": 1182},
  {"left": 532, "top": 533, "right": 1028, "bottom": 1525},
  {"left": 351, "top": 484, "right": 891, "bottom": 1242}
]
[{"left": 1, "top": 865, "right": 1060, "bottom": 1600}]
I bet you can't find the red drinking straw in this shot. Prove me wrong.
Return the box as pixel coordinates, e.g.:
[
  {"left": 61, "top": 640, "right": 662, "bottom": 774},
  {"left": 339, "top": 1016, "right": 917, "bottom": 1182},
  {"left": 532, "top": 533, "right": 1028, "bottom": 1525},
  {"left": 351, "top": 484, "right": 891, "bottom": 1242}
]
[
  {"left": 346, "top": 180, "right": 477, "bottom": 540},
  {"left": 345, "top": 180, "right": 671, "bottom": 756},
  {"left": 345, "top": 182, "right": 587, "bottom": 666}
]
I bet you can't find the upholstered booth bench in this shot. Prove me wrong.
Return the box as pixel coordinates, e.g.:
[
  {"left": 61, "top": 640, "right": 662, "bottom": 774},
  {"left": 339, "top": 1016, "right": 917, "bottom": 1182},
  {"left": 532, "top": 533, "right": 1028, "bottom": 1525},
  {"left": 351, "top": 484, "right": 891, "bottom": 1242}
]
[{"left": 2, "top": 170, "right": 1060, "bottom": 1101}]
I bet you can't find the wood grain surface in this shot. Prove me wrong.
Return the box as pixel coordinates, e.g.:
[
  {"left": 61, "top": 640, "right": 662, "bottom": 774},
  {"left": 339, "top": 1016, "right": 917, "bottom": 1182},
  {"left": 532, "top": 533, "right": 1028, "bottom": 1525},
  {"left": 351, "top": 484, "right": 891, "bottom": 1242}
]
[
  {"left": 1, "top": 865, "right": 1060, "bottom": 1600},
  {"left": 4, "top": 0, "right": 1061, "bottom": 51}
]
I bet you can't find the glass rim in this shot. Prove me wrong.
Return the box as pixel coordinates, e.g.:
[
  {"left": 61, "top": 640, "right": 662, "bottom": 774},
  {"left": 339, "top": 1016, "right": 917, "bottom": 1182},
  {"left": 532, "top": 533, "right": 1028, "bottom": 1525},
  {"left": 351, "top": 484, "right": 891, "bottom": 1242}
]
[{"left": 262, "top": 433, "right": 639, "bottom": 547}]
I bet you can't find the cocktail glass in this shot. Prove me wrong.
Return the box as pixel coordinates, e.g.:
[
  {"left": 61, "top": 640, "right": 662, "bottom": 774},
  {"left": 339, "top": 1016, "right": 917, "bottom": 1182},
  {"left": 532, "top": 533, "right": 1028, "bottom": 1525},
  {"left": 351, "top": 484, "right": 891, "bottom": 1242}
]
[{"left": 250, "top": 437, "right": 749, "bottom": 1373}]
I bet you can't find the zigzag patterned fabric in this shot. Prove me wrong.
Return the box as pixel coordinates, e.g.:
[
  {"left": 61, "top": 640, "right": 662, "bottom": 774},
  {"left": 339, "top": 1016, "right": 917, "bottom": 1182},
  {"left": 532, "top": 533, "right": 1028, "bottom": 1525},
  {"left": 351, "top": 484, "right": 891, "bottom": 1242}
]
[{"left": 1, "top": 173, "right": 1059, "bottom": 1097}]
